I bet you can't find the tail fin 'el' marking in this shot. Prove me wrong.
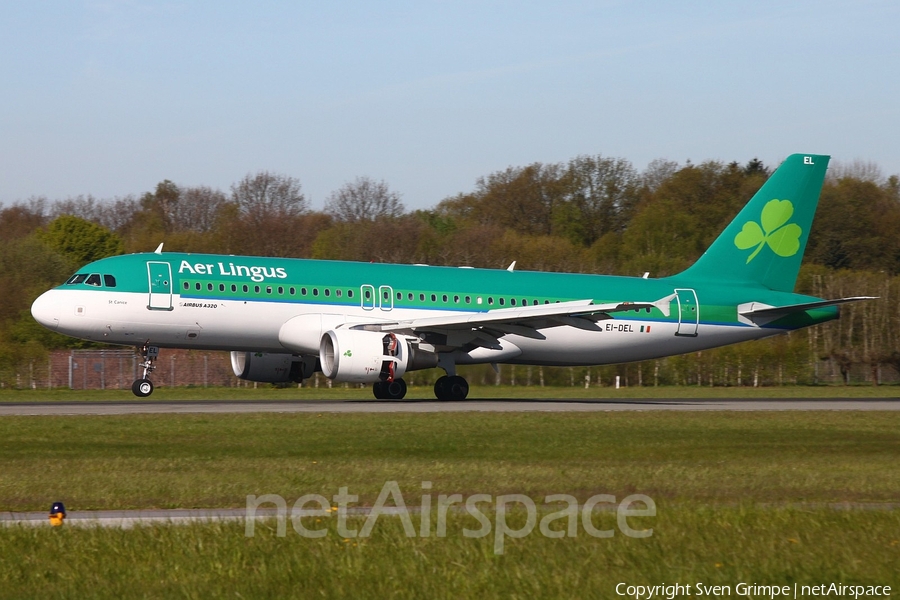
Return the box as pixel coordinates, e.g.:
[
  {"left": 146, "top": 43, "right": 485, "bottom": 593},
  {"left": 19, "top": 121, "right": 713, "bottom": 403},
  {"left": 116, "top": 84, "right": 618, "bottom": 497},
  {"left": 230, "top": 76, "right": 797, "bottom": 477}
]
[{"left": 676, "top": 153, "right": 830, "bottom": 293}]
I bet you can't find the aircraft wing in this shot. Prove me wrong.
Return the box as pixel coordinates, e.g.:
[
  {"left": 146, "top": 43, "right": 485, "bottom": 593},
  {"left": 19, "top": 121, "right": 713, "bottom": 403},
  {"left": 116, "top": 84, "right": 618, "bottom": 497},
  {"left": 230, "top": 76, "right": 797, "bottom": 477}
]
[{"left": 352, "top": 295, "right": 676, "bottom": 348}]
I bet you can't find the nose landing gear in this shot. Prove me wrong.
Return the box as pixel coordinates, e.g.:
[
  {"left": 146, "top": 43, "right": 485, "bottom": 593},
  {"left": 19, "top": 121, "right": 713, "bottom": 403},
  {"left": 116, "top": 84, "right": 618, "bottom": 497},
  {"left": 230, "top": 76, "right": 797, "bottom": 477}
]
[{"left": 132, "top": 344, "right": 159, "bottom": 397}]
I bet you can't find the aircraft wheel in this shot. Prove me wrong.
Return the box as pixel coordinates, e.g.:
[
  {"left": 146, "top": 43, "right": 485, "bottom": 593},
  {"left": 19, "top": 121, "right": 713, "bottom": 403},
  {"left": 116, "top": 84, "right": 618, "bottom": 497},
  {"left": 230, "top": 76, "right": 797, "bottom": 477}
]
[
  {"left": 446, "top": 375, "right": 469, "bottom": 401},
  {"left": 372, "top": 381, "right": 386, "bottom": 399},
  {"left": 434, "top": 375, "right": 468, "bottom": 401},
  {"left": 384, "top": 378, "right": 407, "bottom": 400},
  {"left": 434, "top": 376, "right": 449, "bottom": 400},
  {"left": 132, "top": 378, "right": 154, "bottom": 397}
]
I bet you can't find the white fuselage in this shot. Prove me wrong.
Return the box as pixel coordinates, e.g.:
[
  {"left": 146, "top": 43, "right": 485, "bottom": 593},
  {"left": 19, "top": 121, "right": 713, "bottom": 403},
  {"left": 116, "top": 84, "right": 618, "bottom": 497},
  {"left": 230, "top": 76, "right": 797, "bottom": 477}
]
[{"left": 32, "top": 287, "right": 779, "bottom": 367}]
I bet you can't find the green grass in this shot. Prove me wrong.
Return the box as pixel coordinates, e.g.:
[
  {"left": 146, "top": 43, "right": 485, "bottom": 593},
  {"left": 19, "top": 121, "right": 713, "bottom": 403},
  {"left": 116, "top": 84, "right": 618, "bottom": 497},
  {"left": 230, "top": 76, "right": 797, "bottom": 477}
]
[
  {"left": 1, "top": 412, "right": 898, "bottom": 511},
  {"left": 1, "top": 411, "right": 898, "bottom": 597},
  {"left": 1, "top": 382, "right": 899, "bottom": 402},
  {"left": 1, "top": 508, "right": 897, "bottom": 599}
]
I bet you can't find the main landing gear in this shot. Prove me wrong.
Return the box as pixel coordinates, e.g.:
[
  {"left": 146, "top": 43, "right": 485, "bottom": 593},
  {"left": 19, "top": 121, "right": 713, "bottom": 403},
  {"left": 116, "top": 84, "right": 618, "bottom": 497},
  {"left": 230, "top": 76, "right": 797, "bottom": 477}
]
[
  {"left": 132, "top": 344, "right": 159, "bottom": 397},
  {"left": 369, "top": 355, "right": 470, "bottom": 401},
  {"left": 434, "top": 375, "right": 469, "bottom": 401},
  {"left": 372, "top": 379, "right": 407, "bottom": 400},
  {"left": 370, "top": 375, "right": 469, "bottom": 401},
  {"left": 433, "top": 355, "right": 469, "bottom": 401}
]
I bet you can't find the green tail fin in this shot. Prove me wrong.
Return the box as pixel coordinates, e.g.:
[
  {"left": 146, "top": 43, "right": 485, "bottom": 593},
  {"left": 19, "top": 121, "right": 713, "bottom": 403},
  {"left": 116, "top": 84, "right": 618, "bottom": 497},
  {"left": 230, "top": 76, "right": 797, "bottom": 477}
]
[{"left": 675, "top": 153, "right": 830, "bottom": 292}]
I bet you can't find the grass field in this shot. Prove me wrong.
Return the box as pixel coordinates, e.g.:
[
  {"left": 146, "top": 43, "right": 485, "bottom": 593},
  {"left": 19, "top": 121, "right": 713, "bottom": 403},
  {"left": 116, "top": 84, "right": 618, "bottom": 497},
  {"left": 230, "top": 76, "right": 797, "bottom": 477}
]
[
  {"left": 1, "top": 410, "right": 898, "bottom": 597},
  {"left": 2, "top": 508, "right": 898, "bottom": 599}
]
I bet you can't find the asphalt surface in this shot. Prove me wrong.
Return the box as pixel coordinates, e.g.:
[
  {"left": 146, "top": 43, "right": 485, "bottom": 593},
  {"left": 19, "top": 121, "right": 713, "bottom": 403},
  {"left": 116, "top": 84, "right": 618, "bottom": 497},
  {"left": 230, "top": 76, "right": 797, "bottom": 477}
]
[{"left": 1, "top": 398, "right": 898, "bottom": 415}]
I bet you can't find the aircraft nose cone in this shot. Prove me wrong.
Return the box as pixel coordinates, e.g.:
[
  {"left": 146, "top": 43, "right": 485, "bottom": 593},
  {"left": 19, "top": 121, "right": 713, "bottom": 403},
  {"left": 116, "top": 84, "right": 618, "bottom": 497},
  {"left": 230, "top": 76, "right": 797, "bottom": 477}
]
[{"left": 31, "top": 291, "right": 61, "bottom": 330}]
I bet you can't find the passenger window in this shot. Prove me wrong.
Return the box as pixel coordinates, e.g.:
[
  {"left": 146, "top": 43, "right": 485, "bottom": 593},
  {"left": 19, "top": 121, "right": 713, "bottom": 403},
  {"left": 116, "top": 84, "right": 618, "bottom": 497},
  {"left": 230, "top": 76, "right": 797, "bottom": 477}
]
[
  {"left": 488, "top": 297, "right": 494, "bottom": 305},
  {"left": 348, "top": 290, "right": 353, "bottom": 298},
  {"left": 67, "top": 274, "right": 88, "bottom": 285},
  {"left": 289, "top": 287, "right": 295, "bottom": 295},
  {"left": 397, "top": 292, "right": 402, "bottom": 300},
  {"left": 232, "top": 284, "right": 237, "bottom": 292},
  {"left": 85, "top": 274, "right": 102, "bottom": 287},
  {"left": 465, "top": 296, "right": 471, "bottom": 303},
  {"left": 510, "top": 298, "right": 516, "bottom": 306},
  {"left": 183, "top": 282, "right": 189, "bottom": 290},
  {"left": 313, "top": 288, "right": 319, "bottom": 296},
  {"left": 219, "top": 284, "right": 225, "bottom": 292},
  {"left": 454, "top": 295, "right": 459, "bottom": 303},
  {"left": 243, "top": 285, "right": 249, "bottom": 293},
  {"left": 499, "top": 298, "right": 505, "bottom": 306},
  {"left": 267, "top": 286, "right": 273, "bottom": 294},
  {"left": 442, "top": 294, "right": 448, "bottom": 302},
  {"left": 419, "top": 293, "right": 425, "bottom": 301},
  {"left": 301, "top": 287, "right": 307, "bottom": 295},
  {"left": 208, "top": 283, "right": 214, "bottom": 291},
  {"left": 325, "top": 289, "right": 330, "bottom": 297},
  {"left": 431, "top": 294, "right": 436, "bottom": 302},
  {"left": 408, "top": 293, "right": 413, "bottom": 301},
  {"left": 104, "top": 275, "right": 117, "bottom": 287},
  {"left": 254, "top": 285, "right": 260, "bottom": 294}
]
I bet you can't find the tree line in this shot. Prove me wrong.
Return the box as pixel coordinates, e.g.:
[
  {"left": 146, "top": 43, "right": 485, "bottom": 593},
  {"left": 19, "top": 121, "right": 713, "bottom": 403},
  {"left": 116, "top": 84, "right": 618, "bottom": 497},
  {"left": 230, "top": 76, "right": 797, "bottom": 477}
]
[{"left": 2, "top": 154, "right": 899, "bottom": 387}]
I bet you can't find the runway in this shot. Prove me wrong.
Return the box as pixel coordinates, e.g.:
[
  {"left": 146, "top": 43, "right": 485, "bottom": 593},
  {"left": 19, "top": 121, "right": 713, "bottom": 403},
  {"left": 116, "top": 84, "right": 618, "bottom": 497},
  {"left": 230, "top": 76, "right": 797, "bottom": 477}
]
[
  {"left": 1, "top": 398, "right": 898, "bottom": 415},
  {"left": 4, "top": 502, "right": 896, "bottom": 529}
]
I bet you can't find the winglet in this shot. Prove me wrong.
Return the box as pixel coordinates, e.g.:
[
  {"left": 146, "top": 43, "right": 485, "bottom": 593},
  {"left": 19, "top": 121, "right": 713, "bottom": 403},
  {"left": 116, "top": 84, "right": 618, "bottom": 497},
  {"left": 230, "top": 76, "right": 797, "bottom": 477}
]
[
  {"left": 154, "top": 243, "right": 164, "bottom": 255},
  {"left": 507, "top": 261, "right": 516, "bottom": 272}
]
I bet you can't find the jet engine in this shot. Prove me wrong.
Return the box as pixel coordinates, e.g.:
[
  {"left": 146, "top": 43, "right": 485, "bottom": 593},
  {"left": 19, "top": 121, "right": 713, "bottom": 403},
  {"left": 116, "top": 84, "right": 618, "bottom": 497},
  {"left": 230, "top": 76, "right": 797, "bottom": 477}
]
[
  {"left": 230, "top": 352, "right": 315, "bottom": 383},
  {"left": 319, "top": 329, "right": 437, "bottom": 383}
]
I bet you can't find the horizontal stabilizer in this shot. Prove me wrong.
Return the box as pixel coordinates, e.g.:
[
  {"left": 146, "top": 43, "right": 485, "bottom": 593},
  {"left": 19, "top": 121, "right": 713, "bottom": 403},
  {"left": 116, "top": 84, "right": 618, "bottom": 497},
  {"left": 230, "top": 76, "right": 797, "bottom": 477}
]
[{"left": 738, "top": 296, "right": 875, "bottom": 326}]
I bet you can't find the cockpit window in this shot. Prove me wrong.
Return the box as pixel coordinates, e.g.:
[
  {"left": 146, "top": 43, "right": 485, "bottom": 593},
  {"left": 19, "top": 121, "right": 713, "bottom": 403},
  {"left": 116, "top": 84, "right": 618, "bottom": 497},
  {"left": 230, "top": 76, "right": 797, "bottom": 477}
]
[
  {"left": 103, "top": 274, "right": 117, "bottom": 287},
  {"left": 66, "top": 274, "right": 87, "bottom": 285},
  {"left": 85, "top": 274, "right": 102, "bottom": 287}
]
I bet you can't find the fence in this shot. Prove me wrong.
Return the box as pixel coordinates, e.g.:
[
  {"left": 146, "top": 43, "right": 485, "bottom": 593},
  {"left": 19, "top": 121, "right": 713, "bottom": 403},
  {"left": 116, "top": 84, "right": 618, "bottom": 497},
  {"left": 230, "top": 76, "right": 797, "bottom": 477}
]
[
  {"left": 4, "top": 349, "right": 897, "bottom": 391},
  {"left": 26, "top": 349, "right": 237, "bottom": 390}
]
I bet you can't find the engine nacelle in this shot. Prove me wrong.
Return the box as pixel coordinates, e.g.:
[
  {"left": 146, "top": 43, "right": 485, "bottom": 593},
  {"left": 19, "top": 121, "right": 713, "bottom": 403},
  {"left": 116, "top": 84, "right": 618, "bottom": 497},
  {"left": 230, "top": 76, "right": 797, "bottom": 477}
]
[
  {"left": 320, "top": 329, "right": 428, "bottom": 384},
  {"left": 230, "top": 352, "right": 315, "bottom": 383}
]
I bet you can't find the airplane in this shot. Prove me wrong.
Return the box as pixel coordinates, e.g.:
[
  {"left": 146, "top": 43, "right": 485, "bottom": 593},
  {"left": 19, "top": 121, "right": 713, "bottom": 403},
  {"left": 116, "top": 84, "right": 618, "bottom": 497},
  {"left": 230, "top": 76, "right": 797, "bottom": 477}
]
[{"left": 30, "top": 153, "right": 871, "bottom": 400}]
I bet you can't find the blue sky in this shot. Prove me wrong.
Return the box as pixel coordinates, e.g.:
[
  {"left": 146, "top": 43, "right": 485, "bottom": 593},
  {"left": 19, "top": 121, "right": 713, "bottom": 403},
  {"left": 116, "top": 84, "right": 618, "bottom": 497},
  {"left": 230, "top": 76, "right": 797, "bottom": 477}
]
[{"left": 2, "top": 1, "right": 898, "bottom": 211}]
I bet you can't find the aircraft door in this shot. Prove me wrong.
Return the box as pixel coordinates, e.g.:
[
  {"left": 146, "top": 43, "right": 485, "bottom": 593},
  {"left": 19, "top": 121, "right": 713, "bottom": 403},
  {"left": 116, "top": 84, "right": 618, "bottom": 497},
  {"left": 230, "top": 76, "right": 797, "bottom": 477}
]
[
  {"left": 379, "top": 286, "right": 394, "bottom": 311},
  {"left": 147, "top": 262, "right": 173, "bottom": 310},
  {"left": 674, "top": 288, "right": 699, "bottom": 337},
  {"left": 361, "top": 285, "right": 376, "bottom": 310}
]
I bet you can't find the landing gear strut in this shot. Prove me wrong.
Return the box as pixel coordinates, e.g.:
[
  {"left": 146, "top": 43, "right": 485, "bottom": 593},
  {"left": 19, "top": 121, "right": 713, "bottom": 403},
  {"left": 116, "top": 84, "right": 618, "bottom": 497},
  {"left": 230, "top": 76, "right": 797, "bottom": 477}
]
[
  {"left": 132, "top": 344, "right": 159, "bottom": 397},
  {"left": 372, "top": 378, "right": 407, "bottom": 400}
]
